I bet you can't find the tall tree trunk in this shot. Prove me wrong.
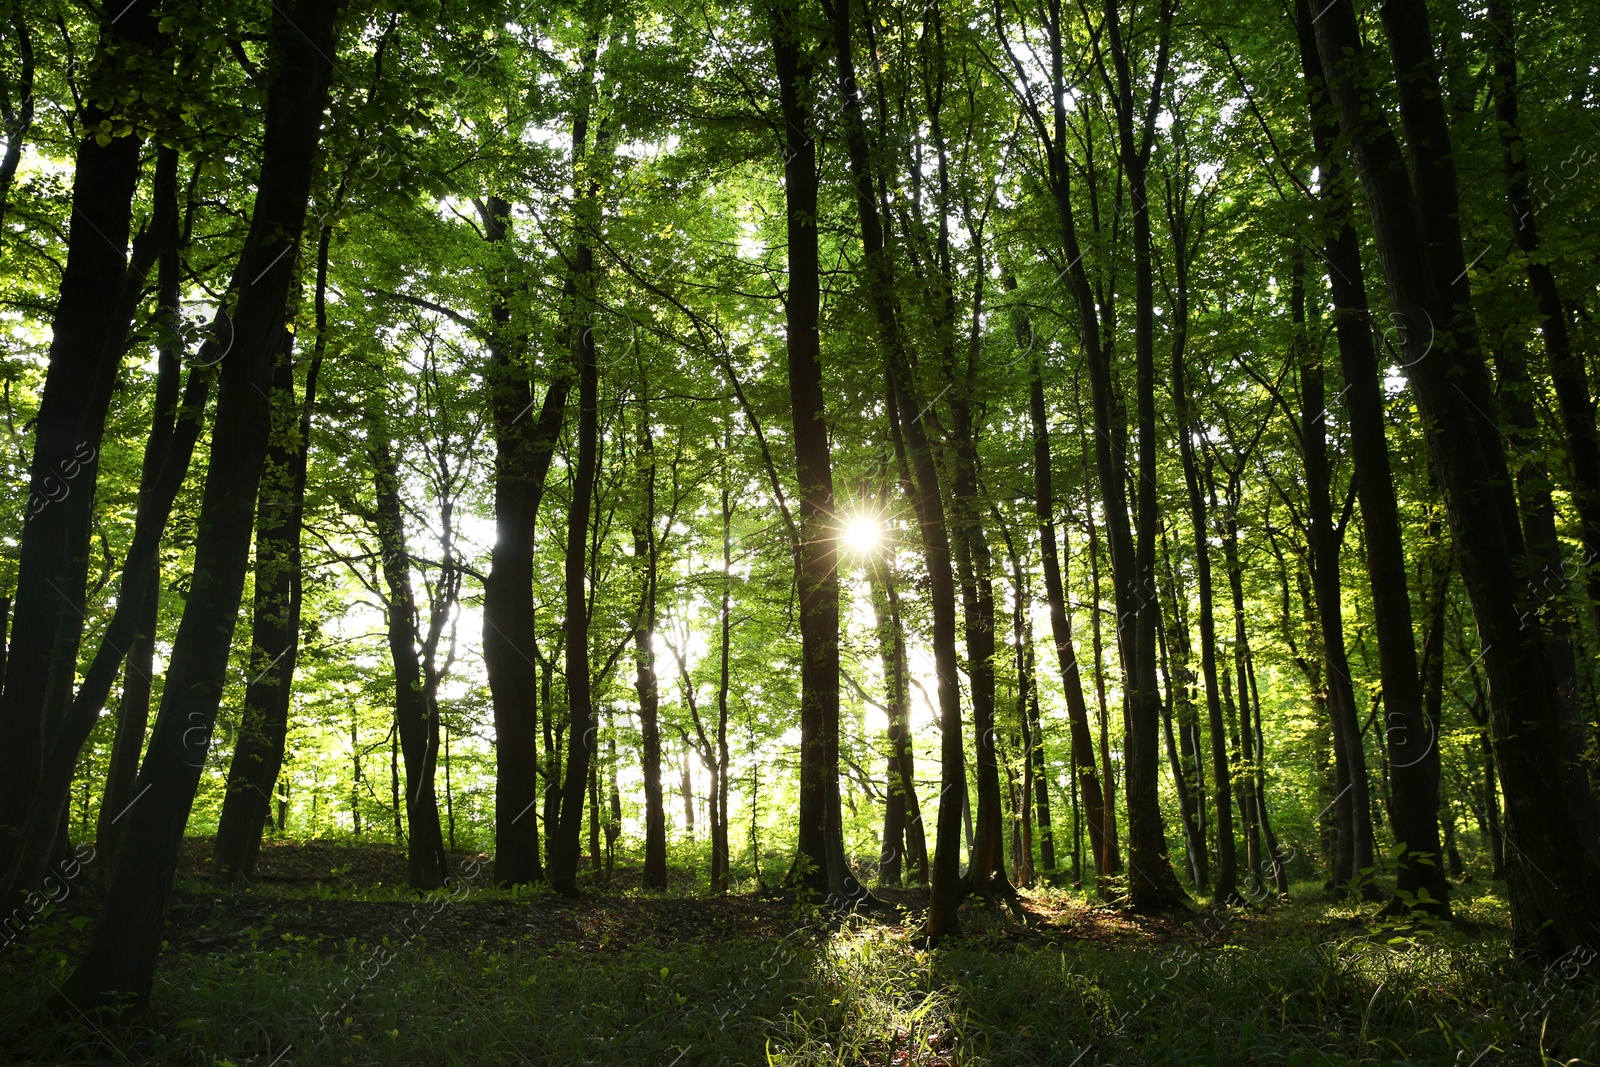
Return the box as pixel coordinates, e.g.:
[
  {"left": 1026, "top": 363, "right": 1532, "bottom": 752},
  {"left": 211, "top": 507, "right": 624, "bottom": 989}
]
[
  {"left": 548, "top": 40, "right": 604, "bottom": 896},
  {"left": 56, "top": 0, "right": 338, "bottom": 1007},
  {"left": 713, "top": 452, "right": 734, "bottom": 893},
  {"left": 480, "top": 194, "right": 571, "bottom": 887},
  {"left": 1224, "top": 492, "right": 1270, "bottom": 885},
  {"left": 99, "top": 152, "right": 185, "bottom": 866},
  {"left": 1100, "top": 0, "right": 1186, "bottom": 911},
  {"left": 1386, "top": 0, "right": 1590, "bottom": 820},
  {"left": 632, "top": 409, "right": 667, "bottom": 890},
  {"left": 1155, "top": 525, "right": 1206, "bottom": 891},
  {"left": 1294, "top": 0, "right": 1448, "bottom": 914},
  {"left": 213, "top": 222, "right": 329, "bottom": 883},
  {"left": 997, "top": 514, "right": 1056, "bottom": 876},
  {"left": 0, "top": 0, "right": 163, "bottom": 872},
  {"left": 1313, "top": 0, "right": 1600, "bottom": 959},
  {"left": 824, "top": 0, "right": 960, "bottom": 927},
  {"left": 1289, "top": 259, "right": 1379, "bottom": 896},
  {"left": 1487, "top": 0, "right": 1600, "bottom": 643},
  {"left": 768, "top": 0, "right": 855, "bottom": 906},
  {"left": 0, "top": 153, "right": 210, "bottom": 905},
  {"left": 870, "top": 547, "right": 927, "bottom": 886},
  {"left": 1030, "top": 359, "right": 1109, "bottom": 877},
  {"left": 371, "top": 436, "right": 449, "bottom": 891},
  {"left": 1166, "top": 210, "right": 1235, "bottom": 902}
]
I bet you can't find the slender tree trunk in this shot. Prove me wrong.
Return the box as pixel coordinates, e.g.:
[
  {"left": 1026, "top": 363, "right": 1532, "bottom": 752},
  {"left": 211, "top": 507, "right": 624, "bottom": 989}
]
[
  {"left": 1487, "top": 0, "right": 1600, "bottom": 642},
  {"left": 213, "top": 222, "right": 330, "bottom": 883},
  {"left": 1167, "top": 242, "right": 1236, "bottom": 902},
  {"left": 99, "top": 157, "right": 185, "bottom": 865},
  {"left": 0, "top": 9, "right": 34, "bottom": 235},
  {"left": 834, "top": 77, "right": 964, "bottom": 931},
  {"left": 1288, "top": 261, "right": 1379, "bottom": 896},
  {"left": 0, "top": 149, "right": 211, "bottom": 905},
  {"left": 372, "top": 436, "right": 449, "bottom": 891},
  {"left": 998, "top": 515, "right": 1056, "bottom": 876},
  {"left": 870, "top": 554, "right": 907, "bottom": 887},
  {"left": 769, "top": 0, "right": 862, "bottom": 907},
  {"left": 549, "top": 41, "right": 605, "bottom": 896},
  {"left": 1293, "top": 0, "right": 1448, "bottom": 913},
  {"left": 1224, "top": 500, "right": 1270, "bottom": 885},
  {"left": 1155, "top": 524, "right": 1206, "bottom": 891},
  {"left": 713, "top": 456, "right": 734, "bottom": 893},
  {"left": 1030, "top": 359, "right": 1109, "bottom": 877},
  {"left": 55, "top": 0, "right": 338, "bottom": 1007},
  {"left": 1099, "top": 0, "right": 1186, "bottom": 911},
  {"left": 632, "top": 405, "right": 667, "bottom": 889},
  {"left": 871, "top": 546, "right": 927, "bottom": 886}
]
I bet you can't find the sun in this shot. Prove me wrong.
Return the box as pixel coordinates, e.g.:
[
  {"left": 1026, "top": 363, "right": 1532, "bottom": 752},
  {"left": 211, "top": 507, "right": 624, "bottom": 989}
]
[{"left": 841, "top": 513, "right": 883, "bottom": 555}]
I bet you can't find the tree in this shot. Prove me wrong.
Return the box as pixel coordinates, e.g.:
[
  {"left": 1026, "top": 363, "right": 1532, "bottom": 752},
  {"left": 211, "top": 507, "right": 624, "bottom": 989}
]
[{"left": 56, "top": 0, "right": 341, "bottom": 1007}]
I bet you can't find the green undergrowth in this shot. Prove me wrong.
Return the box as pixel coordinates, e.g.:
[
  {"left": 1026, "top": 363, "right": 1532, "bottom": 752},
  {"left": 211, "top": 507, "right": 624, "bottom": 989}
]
[{"left": 2, "top": 887, "right": 1596, "bottom": 1066}]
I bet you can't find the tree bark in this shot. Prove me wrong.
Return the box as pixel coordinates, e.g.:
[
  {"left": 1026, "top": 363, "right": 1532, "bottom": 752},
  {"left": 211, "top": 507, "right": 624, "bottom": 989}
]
[
  {"left": 213, "top": 222, "right": 329, "bottom": 883},
  {"left": 1487, "top": 0, "right": 1600, "bottom": 643},
  {"left": 1313, "top": 0, "right": 1600, "bottom": 959},
  {"left": 56, "top": 0, "right": 338, "bottom": 1007},
  {"left": 632, "top": 409, "right": 667, "bottom": 890},
  {"left": 548, "top": 36, "right": 605, "bottom": 896},
  {"left": 480, "top": 193, "right": 571, "bottom": 887},
  {"left": 99, "top": 148, "right": 186, "bottom": 866},
  {"left": 1029, "top": 358, "right": 1109, "bottom": 877},
  {"left": 822, "top": 0, "right": 960, "bottom": 929},
  {"left": 371, "top": 435, "right": 450, "bottom": 891},
  {"left": 769, "top": 0, "right": 862, "bottom": 908},
  {"left": 0, "top": 0, "right": 163, "bottom": 872}
]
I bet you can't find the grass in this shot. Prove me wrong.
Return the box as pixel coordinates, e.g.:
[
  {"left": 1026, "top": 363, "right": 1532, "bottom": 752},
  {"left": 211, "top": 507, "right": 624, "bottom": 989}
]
[{"left": 2, "top": 875, "right": 1597, "bottom": 1065}]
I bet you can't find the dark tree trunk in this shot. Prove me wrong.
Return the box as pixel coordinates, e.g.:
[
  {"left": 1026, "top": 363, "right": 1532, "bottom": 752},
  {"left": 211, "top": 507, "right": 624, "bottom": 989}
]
[
  {"left": 1294, "top": 0, "right": 1447, "bottom": 913},
  {"left": 1168, "top": 242, "right": 1235, "bottom": 902},
  {"left": 951, "top": 395, "right": 1009, "bottom": 897},
  {"left": 0, "top": 152, "right": 210, "bottom": 906},
  {"left": 0, "top": 0, "right": 163, "bottom": 872},
  {"left": 870, "top": 548, "right": 927, "bottom": 887},
  {"left": 713, "top": 459, "right": 734, "bottom": 893},
  {"left": 99, "top": 153, "right": 185, "bottom": 866},
  {"left": 770, "top": 0, "right": 870, "bottom": 910},
  {"left": 823, "top": 0, "right": 959, "bottom": 928},
  {"left": 1313, "top": 0, "right": 1600, "bottom": 959},
  {"left": 632, "top": 411, "right": 667, "bottom": 890},
  {"left": 1289, "top": 258, "right": 1379, "bottom": 895},
  {"left": 1385, "top": 0, "right": 1588, "bottom": 818},
  {"left": 1224, "top": 493, "right": 1270, "bottom": 885},
  {"left": 372, "top": 436, "right": 449, "bottom": 891},
  {"left": 588, "top": 756, "right": 602, "bottom": 872},
  {"left": 1487, "top": 0, "right": 1600, "bottom": 642},
  {"left": 55, "top": 0, "right": 338, "bottom": 1007},
  {"left": 997, "top": 514, "right": 1055, "bottom": 876},
  {"left": 548, "top": 43, "right": 604, "bottom": 896},
  {"left": 541, "top": 652, "right": 561, "bottom": 866},
  {"left": 0, "top": 9, "right": 34, "bottom": 233},
  {"left": 213, "top": 223, "right": 329, "bottom": 883},
  {"left": 1155, "top": 525, "right": 1206, "bottom": 892},
  {"left": 1030, "top": 359, "right": 1109, "bottom": 877},
  {"left": 480, "top": 191, "right": 570, "bottom": 887},
  {"left": 1100, "top": 0, "right": 1186, "bottom": 911}
]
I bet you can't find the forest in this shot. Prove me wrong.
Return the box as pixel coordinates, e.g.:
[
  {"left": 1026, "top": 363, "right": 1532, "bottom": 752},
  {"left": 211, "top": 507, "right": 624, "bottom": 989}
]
[{"left": 0, "top": 0, "right": 1598, "bottom": 1061}]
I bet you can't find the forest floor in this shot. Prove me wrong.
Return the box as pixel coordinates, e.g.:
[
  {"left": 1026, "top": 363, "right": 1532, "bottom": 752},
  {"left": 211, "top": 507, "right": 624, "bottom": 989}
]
[{"left": 2, "top": 839, "right": 1597, "bottom": 1066}]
